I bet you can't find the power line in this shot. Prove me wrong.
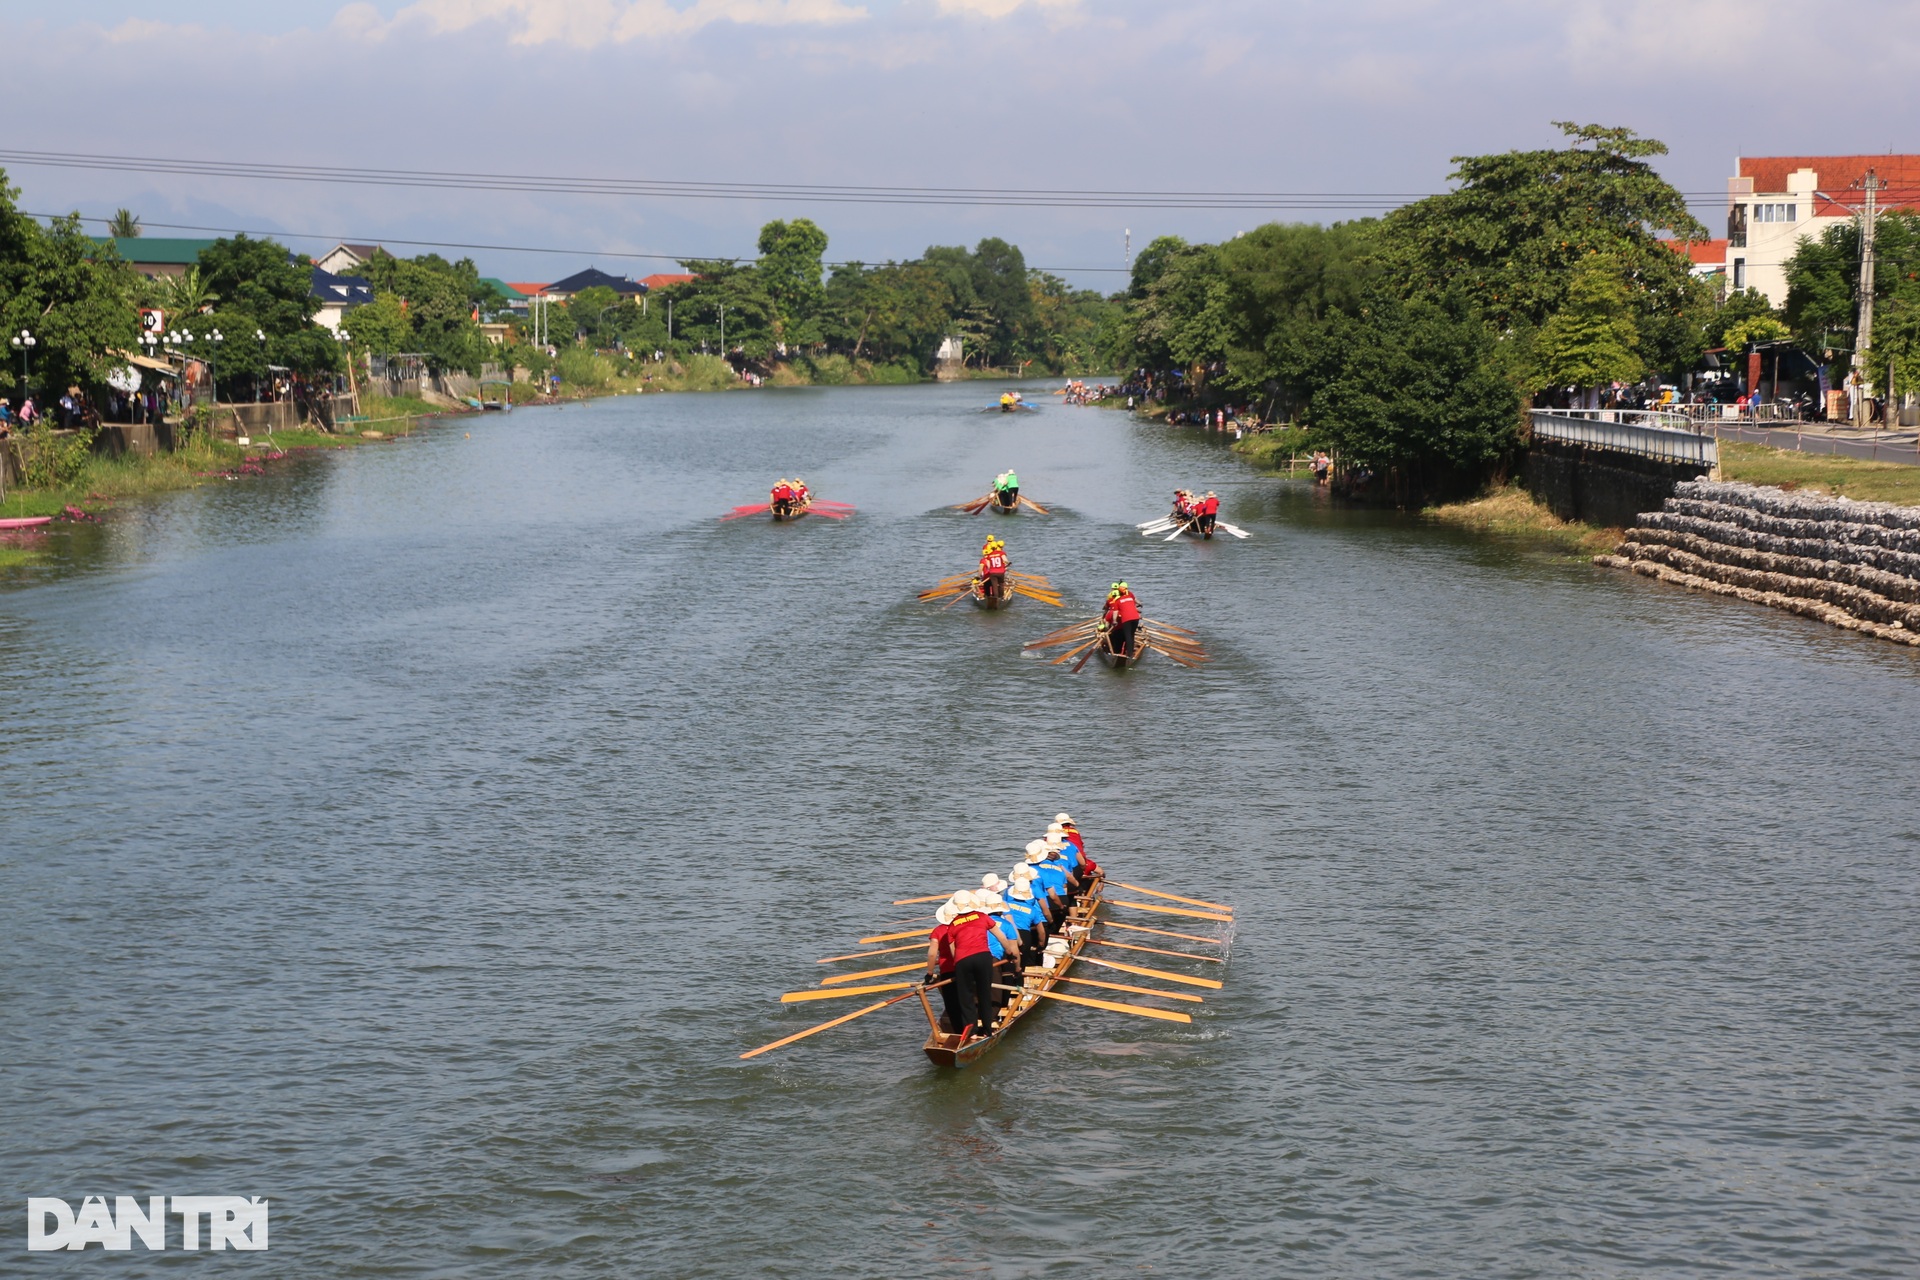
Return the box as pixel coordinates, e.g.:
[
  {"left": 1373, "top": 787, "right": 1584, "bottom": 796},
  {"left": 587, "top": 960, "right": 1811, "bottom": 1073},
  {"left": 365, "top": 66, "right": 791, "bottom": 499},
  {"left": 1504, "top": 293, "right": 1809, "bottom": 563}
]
[
  {"left": 33, "top": 210, "right": 1137, "bottom": 274},
  {"left": 0, "top": 148, "right": 1436, "bottom": 211},
  {"left": 0, "top": 146, "right": 1818, "bottom": 212}
]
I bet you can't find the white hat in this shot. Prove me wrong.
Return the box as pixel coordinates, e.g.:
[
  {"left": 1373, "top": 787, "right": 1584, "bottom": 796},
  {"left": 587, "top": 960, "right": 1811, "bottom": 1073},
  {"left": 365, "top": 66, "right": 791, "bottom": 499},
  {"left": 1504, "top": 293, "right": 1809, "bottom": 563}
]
[
  {"left": 1008, "top": 881, "right": 1034, "bottom": 901},
  {"left": 1055, "top": 812, "right": 1075, "bottom": 825},
  {"left": 935, "top": 903, "right": 957, "bottom": 925},
  {"left": 948, "top": 892, "right": 972, "bottom": 912},
  {"left": 1046, "top": 822, "right": 1065, "bottom": 835},
  {"left": 980, "top": 892, "right": 1007, "bottom": 912},
  {"left": 1024, "top": 842, "right": 1048, "bottom": 863},
  {"left": 1009, "top": 864, "right": 1037, "bottom": 882},
  {"left": 1044, "top": 832, "right": 1067, "bottom": 850},
  {"left": 980, "top": 873, "right": 1008, "bottom": 893}
]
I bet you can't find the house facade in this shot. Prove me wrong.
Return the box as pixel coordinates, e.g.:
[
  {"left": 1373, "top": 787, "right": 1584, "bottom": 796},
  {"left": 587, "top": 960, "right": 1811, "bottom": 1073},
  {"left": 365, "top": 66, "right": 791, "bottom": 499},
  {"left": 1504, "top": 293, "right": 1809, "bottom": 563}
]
[{"left": 1726, "top": 155, "right": 1920, "bottom": 306}]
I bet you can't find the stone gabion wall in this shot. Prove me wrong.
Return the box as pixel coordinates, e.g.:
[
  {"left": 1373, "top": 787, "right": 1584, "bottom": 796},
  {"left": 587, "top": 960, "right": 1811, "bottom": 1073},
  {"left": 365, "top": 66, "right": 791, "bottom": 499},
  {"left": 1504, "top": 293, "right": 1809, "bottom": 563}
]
[{"left": 1596, "top": 480, "right": 1920, "bottom": 647}]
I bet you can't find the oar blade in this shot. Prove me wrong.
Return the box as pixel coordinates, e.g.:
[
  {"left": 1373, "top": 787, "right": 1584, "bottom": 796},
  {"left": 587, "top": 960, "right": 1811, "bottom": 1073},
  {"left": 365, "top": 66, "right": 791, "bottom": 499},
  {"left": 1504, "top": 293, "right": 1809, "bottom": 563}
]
[
  {"left": 740, "top": 987, "right": 929, "bottom": 1059},
  {"left": 780, "top": 982, "right": 915, "bottom": 1003},
  {"left": 993, "top": 984, "right": 1191, "bottom": 1024},
  {"left": 1076, "top": 954, "right": 1223, "bottom": 990},
  {"left": 1057, "top": 974, "right": 1205, "bottom": 1003},
  {"left": 858, "top": 927, "right": 933, "bottom": 944},
  {"left": 1108, "top": 898, "right": 1233, "bottom": 923},
  {"left": 821, "top": 960, "right": 926, "bottom": 984},
  {"left": 1113, "top": 883, "right": 1233, "bottom": 914}
]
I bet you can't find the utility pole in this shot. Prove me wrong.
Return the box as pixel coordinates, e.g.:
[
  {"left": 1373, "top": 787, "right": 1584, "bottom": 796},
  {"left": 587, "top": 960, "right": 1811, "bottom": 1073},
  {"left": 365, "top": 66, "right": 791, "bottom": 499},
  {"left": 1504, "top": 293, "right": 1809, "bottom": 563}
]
[
  {"left": 1853, "top": 169, "right": 1884, "bottom": 427},
  {"left": 1124, "top": 228, "right": 1131, "bottom": 277}
]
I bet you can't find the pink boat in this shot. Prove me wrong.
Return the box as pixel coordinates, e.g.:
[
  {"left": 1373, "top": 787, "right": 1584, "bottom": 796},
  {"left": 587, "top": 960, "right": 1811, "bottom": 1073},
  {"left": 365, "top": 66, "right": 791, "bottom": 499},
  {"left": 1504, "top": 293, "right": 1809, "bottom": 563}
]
[{"left": 0, "top": 516, "right": 53, "bottom": 529}]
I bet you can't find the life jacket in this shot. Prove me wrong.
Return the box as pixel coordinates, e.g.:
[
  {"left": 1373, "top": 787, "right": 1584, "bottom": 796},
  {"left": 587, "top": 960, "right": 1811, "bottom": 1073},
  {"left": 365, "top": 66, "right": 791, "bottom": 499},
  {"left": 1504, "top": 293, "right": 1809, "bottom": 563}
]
[
  {"left": 980, "top": 551, "right": 1008, "bottom": 575},
  {"left": 948, "top": 910, "right": 994, "bottom": 960}
]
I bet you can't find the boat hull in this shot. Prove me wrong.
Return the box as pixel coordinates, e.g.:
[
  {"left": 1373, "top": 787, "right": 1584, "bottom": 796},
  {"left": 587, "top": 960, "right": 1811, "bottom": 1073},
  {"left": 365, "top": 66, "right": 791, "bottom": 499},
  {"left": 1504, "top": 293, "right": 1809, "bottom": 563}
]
[
  {"left": 0, "top": 516, "right": 53, "bottom": 530},
  {"left": 970, "top": 577, "right": 1014, "bottom": 610},
  {"left": 922, "top": 879, "right": 1105, "bottom": 1067}
]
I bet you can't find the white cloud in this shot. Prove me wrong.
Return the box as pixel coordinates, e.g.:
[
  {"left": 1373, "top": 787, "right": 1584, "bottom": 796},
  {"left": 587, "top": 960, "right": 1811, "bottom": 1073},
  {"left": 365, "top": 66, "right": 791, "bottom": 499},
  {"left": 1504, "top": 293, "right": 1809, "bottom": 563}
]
[
  {"left": 337, "top": 0, "right": 868, "bottom": 46},
  {"left": 934, "top": 0, "right": 1077, "bottom": 16}
]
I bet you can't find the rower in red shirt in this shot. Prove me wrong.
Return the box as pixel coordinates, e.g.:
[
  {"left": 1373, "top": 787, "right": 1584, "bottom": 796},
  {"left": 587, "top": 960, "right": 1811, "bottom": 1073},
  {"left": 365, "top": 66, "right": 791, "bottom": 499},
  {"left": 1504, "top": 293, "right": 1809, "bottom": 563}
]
[
  {"left": 1103, "top": 582, "right": 1141, "bottom": 659},
  {"left": 977, "top": 535, "right": 1009, "bottom": 602},
  {"left": 941, "top": 891, "right": 1003, "bottom": 1043},
  {"left": 923, "top": 902, "right": 961, "bottom": 1033},
  {"left": 1199, "top": 490, "right": 1219, "bottom": 537}
]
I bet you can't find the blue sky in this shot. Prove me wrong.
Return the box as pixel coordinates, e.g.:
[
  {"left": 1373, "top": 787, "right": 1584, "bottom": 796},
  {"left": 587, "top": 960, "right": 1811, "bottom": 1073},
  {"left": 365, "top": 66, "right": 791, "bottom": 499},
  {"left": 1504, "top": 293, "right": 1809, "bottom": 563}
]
[{"left": 3, "top": 1, "right": 1913, "bottom": 288}]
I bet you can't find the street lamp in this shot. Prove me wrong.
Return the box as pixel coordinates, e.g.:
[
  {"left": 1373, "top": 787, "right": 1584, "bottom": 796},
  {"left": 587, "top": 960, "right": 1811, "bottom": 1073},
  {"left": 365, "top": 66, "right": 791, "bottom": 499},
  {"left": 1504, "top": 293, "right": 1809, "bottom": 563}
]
[
  {"left": 254, "top": 329, "right": 267, "bottom": 402},
  {"left": 206, "top": 329, "right": 224, "bottom": 405},
  {"left": 10, "top": 328, "right": 35, "bottom": 391}
]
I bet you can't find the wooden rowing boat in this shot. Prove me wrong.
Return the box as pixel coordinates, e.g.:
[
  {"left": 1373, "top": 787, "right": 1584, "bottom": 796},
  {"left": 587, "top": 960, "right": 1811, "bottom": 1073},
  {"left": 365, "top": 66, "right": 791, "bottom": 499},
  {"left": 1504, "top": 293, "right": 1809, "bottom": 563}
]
[
  {"left": 921, "top": 878, "right": 1105, "bottom": 1067},
  {"left": 991, "top": 492, "right": 1018, "bottom": 514},
  {"left": 970, "top": 574, "right": 1014, "bottom": 610},
  {"left": 1095, "top": 631, "right": 1147, "bottom": 670},
  {"left": 771, "top": 498, "right": 808, "bottom": 522}
]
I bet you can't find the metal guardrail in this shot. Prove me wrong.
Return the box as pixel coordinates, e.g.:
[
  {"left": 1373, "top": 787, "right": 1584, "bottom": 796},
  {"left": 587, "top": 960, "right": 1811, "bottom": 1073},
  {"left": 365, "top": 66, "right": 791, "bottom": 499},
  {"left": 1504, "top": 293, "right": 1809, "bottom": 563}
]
[{"left": 1530, "top": 410, "right": 1718, "bottom": 467}]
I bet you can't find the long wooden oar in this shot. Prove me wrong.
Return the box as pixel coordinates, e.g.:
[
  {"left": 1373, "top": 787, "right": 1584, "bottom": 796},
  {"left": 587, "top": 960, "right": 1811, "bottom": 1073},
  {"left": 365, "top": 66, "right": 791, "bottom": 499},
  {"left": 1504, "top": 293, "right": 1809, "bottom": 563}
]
[
  {"left": 1101, "top": 920, "right": 1227, "bottom": 947},
  {"left": 1050, "top": 639, "right": 1099, "bottom": 666},
  {"left": 740, "top": 981, "right": 946, "bottom": 1059},
  {"left": 1114, "top": 883, "right": 1233, "bottom": 913},
  {"left": 1108, "top": 898, "right": 1232, "bottom": 923},
  {"left": 1013, "top": 589, "right": 1063, "bottom": 607},
  {"left": 1018, "top": 496, "right": 1050, "bottom": 514},
  {"left": 992, "top": 983, "right": 1191, "bottom": 1024},
  {"left": 818, "top": 941, "right": 924, "bottom": 963},
  {"left": 1071, "top": 643, "right": 1101, "bottom": 674},
  {"left": 821, "top": 960, "right": 925, "bottom": 984},
  {"left": 780, "top": 981, "right": 915, "bottom": 1003},
  {"left": 1076, "top": 955, "right": 1223, "bottom": 990},
  {"left": 891, "top": 893, "right": 949, "bottom": 905},
  {"left": 859, "top": 926, "right": 932, "bottom": 944},
  {"left": 1057, "top": 975, "right": 1204, "bottom": 1003},
  {"left": 1092, "top": 938, "right": 1224, "bottom": 963}
]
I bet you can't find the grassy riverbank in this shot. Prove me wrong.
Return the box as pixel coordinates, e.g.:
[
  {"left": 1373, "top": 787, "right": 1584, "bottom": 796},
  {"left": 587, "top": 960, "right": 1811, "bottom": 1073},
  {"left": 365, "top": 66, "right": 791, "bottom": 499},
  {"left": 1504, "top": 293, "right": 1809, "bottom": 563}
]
[
  {"left": 1423, "top": 487, "right": 1619, "bottom": 555},
  {"left": 1718, "top": 441, "right": 1920, "bottom": 506}
]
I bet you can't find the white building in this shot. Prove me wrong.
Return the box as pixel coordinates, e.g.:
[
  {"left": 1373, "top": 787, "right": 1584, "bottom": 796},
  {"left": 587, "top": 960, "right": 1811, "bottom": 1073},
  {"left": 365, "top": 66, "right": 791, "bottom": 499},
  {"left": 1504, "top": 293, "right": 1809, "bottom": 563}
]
[{"left": 1725, "top": 156, "right": 1920, "bottom": 306}]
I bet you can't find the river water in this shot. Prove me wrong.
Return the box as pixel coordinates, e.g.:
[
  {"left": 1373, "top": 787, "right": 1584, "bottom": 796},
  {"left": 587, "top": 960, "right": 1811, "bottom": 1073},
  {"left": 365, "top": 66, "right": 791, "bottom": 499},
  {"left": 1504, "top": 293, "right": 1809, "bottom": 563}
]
[{"left": 3, "top": 381, "right": 1916, "bottom": 1277}]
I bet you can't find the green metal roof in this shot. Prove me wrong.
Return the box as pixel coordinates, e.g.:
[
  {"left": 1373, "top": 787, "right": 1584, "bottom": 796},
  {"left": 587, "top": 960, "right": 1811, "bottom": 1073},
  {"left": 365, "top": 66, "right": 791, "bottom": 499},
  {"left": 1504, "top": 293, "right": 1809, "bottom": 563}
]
[
  {"left": 479, "top": 277, "right": 528, "bottom": 300},
  {"left": 96, "top": 237, "right": 219, "bottom": 265}
]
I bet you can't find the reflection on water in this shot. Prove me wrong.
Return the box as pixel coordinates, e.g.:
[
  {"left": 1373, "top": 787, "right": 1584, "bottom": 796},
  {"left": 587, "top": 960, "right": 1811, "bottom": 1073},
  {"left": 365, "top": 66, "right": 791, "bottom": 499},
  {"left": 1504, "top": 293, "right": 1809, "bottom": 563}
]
[{"left": 3, "top": 383, "right": 1917, "bottom": 1277}]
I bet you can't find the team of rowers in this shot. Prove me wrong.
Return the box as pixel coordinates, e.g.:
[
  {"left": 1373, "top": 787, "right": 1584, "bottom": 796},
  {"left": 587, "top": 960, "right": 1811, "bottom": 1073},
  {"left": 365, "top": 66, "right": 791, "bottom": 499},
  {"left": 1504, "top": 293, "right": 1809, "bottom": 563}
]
[
  {"left": 925, "top": 814, "right": 1103, "bottom": 1044},
  {"left": 1171, "top": 489, "right": 1219, "bottom": 535},
  {"left": 769, "top": 477, "right": 811, "bottom": 516},
  {"left": 976, "top": 535, "right": 1009, "bottom": 600}
]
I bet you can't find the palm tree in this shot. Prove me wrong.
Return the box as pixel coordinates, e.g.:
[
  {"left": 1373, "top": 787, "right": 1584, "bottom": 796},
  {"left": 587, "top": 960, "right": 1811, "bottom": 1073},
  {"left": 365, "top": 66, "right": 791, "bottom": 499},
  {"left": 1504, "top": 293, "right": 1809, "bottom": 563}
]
[
  {"left": 158, "top": 266, "right": 213, "bottom": 320},
  {"left": 107, "top": 209, "right": 142, "bottom": 238}
]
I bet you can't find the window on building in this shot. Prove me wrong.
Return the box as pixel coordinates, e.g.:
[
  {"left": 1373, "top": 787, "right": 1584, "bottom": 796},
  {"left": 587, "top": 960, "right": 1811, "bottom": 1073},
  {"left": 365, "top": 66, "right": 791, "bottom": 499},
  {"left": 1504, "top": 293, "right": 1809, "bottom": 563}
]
[
  {"left": 1733, "top": 258, "right": 1746, "bottom": 289},
  {"left": 1728, "top": 204, "right": 1748, "bottom": 248},
  {"left": 1750, "top": 202, "right": 1799, "bottom": 223}
]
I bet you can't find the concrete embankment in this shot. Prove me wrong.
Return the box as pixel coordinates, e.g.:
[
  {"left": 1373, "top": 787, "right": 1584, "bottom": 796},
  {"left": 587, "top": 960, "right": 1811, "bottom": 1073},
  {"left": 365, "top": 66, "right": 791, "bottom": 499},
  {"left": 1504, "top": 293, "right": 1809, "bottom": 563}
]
[{"left": 1597, "top": 480, "right": 1920, "bottom": 647}]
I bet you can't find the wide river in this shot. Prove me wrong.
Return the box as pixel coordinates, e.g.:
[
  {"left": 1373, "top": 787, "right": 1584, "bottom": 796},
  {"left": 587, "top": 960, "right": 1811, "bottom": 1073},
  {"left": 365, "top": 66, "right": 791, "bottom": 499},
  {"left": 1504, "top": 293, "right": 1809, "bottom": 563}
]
[{"left": 3, "top": 381, "right": 1916, "bottom": 1277}]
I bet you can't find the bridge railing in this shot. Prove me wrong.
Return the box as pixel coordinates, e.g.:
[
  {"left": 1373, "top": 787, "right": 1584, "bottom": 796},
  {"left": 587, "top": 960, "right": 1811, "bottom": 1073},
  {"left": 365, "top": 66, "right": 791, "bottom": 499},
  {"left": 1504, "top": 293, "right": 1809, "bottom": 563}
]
[{"left": 1529, "top": 409, "right": 1718, "bottom": 467}]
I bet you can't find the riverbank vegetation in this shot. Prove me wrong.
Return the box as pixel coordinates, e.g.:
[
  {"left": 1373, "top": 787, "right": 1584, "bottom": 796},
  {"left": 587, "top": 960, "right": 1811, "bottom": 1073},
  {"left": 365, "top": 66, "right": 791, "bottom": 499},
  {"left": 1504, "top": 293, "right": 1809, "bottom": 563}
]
[
  {"left": 1105, "top": 123, "right": 1724, "bottom": 503},
  {"left": 1423, "top": 486, "right": 1619, "bottom": 555},
  {"left": 483, "top": 221, "right": 1118, "bottom": 382}
]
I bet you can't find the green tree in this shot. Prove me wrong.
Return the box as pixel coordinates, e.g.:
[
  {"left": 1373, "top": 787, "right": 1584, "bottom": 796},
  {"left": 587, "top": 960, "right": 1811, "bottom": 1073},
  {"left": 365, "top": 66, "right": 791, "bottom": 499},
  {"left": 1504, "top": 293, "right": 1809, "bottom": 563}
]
[
  {"left": 1302, "top": 289, "right": 1521, "bottom": 487},
  {"left": 107, "top": 209, "right": 142, "bottom": 238},
  {"left": 1865, "top": 296, "right": 1920, "bottom": 401},
  {"left": 1212, "top": 221, "right": 1379, "bottom": 410},
  {"left": 197, "top": 235, "right": 338, "bottom": 376},
  {"left": 1376, "top": 122, "right": 1707, "bottom": 383},
  {"left": 340, "top": 294, "right": 412, "bottom": 354},
  {"left": 969, "top": 237, "right": 1035, "bottom": 364},
  {"left": 756, "top": 218, "right": 829, "bottom": 347},
  {"left": 1783, "top": 211, "right": 1920, "bottom": 357},
  {"left": 0, "top": 173, "right": 140, "bottom": 398},
  {"left": 1534, "top": 254, "right": 1645, "bottom": 389},
  {"left": 665, "top": 260, "right": 774, "bottom": 358},
  {"left": 1128, "top": 235, "right": 1192, "bottom": 299},
  {"left": 157, "top": 266, "right": 214, "bottom": 325},
  {"left": 354, "top": 249, "right": 489, "bottom": 373}
]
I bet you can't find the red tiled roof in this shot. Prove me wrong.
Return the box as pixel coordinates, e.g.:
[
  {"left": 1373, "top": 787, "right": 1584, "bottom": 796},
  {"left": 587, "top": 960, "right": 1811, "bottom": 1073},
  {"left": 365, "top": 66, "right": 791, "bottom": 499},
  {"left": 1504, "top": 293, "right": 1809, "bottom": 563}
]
[
  {"left": 1738, "top": 155, "right": 1920, "bottom": 216},
  {"left": 506, "top": 282, "right": 551, "bottom": 296},
  {"left": 1666, "top": 238, "right": 1728, "bottom": 267},
  {"left": 640, "top": 273, "right": 696, "bottom": 290}
]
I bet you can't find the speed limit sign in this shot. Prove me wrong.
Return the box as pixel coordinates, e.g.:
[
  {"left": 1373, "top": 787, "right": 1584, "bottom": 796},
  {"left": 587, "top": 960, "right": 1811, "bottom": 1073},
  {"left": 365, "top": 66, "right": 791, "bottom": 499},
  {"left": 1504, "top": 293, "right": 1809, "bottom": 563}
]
[{"left": 140, "top": 308, "right": 164, "bottom": 334}]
